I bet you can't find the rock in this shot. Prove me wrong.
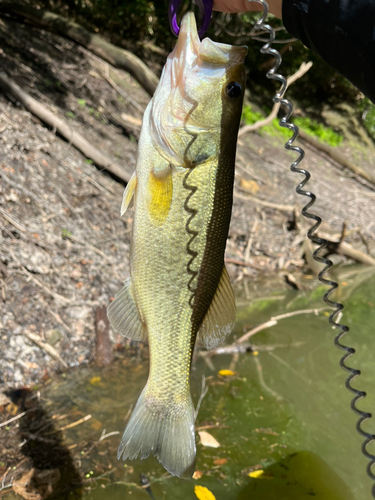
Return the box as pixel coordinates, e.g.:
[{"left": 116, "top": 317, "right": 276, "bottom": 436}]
[
  {"left": 67, "top": 306, "right": 91, "bottom": 320},
  {"left": 45, "top": 329, "right": 62, "bottom": 346}
]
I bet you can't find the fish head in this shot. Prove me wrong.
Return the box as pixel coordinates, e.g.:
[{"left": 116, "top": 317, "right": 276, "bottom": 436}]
[{"left": 150, "top": 12, "right": 247, "bottom": 167}]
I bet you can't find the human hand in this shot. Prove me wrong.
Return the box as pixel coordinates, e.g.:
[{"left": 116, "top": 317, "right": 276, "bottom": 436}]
[{"left": 212, "top": 0, "right": 282, "bottom": 19}]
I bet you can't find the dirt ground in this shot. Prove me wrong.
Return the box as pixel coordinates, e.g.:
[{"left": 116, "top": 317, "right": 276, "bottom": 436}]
[{"left": 1, "top": 16, "right": 375, "bottom": 391}]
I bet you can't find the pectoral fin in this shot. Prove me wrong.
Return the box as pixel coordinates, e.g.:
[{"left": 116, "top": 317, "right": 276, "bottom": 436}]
[
  {"left": 197, "top": 266, "right": 236, "bottom": 349},
  {"left": 107, "top": 278, "right": 147, "bottom": 341},
  {"left": 147, "top": 166, "right": 173, "bottom": 225},
  {"left": 121, "top": 172, "right": 137, "bottom": 216}
]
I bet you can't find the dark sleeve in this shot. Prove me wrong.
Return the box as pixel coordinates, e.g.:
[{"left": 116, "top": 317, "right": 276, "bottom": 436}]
[{"left": 282, "top": 0, "right": 375, "bottom": 104}]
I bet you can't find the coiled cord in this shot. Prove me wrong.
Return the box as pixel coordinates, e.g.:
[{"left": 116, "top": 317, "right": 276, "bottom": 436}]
[{"left": 248, "top": 0, "right": 375, "bottom": 494}]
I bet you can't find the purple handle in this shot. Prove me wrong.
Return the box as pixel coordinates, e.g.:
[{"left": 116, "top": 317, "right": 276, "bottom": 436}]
[{"left": 168, "top": 0, "right": 213, "bottom": 38}]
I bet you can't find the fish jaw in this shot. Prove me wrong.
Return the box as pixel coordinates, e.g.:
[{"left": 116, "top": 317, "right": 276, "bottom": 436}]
[{"left": 149, "top": 12, "right": 247, "bottom": 167}]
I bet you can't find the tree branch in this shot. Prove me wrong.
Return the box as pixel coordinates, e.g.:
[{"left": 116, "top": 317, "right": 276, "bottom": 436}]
[
  {"left": 238, "top": 61, "right": 313, "bottom": 137},
  {"left": 0, "top": 72, "right": 131, "bottom": 183},
  {"left": 0, "top": 2, "right": 159, "bottom": 96}
]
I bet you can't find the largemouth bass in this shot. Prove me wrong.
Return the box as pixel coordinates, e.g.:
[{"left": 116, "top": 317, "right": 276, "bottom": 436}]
[{"left": 108, "top": 12, "right": 247, "bottom": 477}]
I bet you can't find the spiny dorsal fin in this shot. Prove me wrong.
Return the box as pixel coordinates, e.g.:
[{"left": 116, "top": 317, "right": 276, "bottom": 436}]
[
  {"left": 197, "top": 266, "right": 236, "bottom": 349},
  {"left": 121, "top": 171, "right": 137, "bottom": 216},
  {"left": 107, "top": 278, "right": 147, "bottom": 341}
]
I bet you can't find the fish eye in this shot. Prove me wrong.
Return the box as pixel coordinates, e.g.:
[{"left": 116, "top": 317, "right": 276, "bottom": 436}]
[{"left": 226, "top": 81, "right": 242, "bottom": 98}]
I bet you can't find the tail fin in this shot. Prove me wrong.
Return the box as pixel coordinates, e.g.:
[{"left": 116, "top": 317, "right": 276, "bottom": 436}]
[{"left": 118, "top": 387, "right": 196, "bottom": 478}]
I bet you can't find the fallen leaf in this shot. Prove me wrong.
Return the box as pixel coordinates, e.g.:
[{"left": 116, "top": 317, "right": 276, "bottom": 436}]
[
  {"left": 240, "top": 179, "right": 259, "bottom": 194},
  {"left": 90, "top": 419, "right": 103, "bottom": 430},
  {"left": 6, "top": 402, "right": 18, "bottom": 416},
  {"left": 194, "top": 485, "right": 216, "bottom": 500},
  {"left": 248, "top": 470, "right": 264, "bottom": 478},
  {"left": 198, "top": 431, "right": 220, "bottom": 448},
  {"left": 89, "top": 376, "right": 102, "bottom": 387},
  {"left": 13, "top": 468, "right": 41, "bottom": 500},
  {"left": 192, "top": 470, "right": 203, "bottom": 479},
  {"left": 213, "top": 458, "right": 227, "bottom": 465},
  {"left": 218, "top": 369, "right": 235, "bottom": 377},
  {"left": 25, "top": 362, "right": 39, "bottom": 370}
]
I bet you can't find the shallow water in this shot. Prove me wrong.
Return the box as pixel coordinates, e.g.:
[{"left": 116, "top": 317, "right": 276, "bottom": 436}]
[{"left": 16, "top": 266, "right": 375, "bottom": 499}]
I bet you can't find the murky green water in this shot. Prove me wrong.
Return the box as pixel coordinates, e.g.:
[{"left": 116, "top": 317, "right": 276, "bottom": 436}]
[{"left": 20, "top": 266, "right": 375, "bottom": 499}]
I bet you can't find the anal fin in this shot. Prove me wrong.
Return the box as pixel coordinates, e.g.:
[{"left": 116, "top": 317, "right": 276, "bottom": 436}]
[
  {"left": 107, "top": 278, "right": 147, "bottom": 341},
  {"left": 197, "top": 266, "right": 236, "bottom": 349}
]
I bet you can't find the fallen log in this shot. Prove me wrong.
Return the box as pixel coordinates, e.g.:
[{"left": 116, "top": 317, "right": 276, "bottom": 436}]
[
  {"left": 297, "top": 129, "right": 375, "bottom": 187},
  {"left": 0, "top": 2, "right": 159, "bottom": 96},
  {"left": 0, "top": 71, "right": 131, "bottom": 183}
]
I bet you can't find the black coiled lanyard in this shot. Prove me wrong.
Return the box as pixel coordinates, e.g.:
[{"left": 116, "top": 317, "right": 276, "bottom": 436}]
[
  {"left": 168, "top": 0, "right": 375, "bottom": 495},
  {"left": 248, "top": 0, "right": 375, "bottom": 496}
]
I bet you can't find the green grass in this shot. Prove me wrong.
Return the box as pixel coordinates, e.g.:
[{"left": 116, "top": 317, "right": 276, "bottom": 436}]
[
  {"left": 361, "top": 99, "right": 375, "bottom": 139},
  {"left": 241, "top": 105, "right": 343, "bottom": 146}
]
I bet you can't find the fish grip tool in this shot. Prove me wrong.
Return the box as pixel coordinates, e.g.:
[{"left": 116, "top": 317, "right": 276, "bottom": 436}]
[{"left": 247, "top": 0, "right": 375, "bottom": 494}]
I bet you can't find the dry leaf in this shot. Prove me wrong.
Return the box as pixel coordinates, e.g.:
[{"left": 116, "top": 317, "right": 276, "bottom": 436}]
[
  {"left": 89, "top": 376, "right": 102, "bottom": 386},
  {"left": 240, "top": 179, "right": 259, "bottom": 194},
  {"left": 192, "top": 470, "right": 203, "bottom": 479},
  {"left": 90, "top": 419, "right": 103, "bottom": 431},
  {"left": 198, "top": 431, "right": 220, "bottom": 448},
  {"left": 213, "top": 458, "right": 227, "bottom": 465},
  {"left": 248, "top": 469, "right": 273, "bottom": 479},
  {"left": 194, "top": 485, "right": 216, "bottom": 500},
  {"left": 218, "top": 369, "right": 235, "bottom": 377},
  {"left": 13, "top": 469, "right": 41, "bottom": 500}
]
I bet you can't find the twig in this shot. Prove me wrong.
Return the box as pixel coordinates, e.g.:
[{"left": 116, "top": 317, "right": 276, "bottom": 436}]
[
  {"left": 268, "top": 351, "right": 310, "bottom": 383},
  {"left": 238, "top": 61, "right": 313, "bottom": 136},
  {"left": 0, "top": 3, "right": 159, "bottom": 96},
  {"left": 0, "top": 71, "right": 131, "bottom": 183},
  {"left": 98, "top": 431, "right": 120, "bottom": 442},
  {"left": 234, "top": 190, "right": 295, "bottom": 212},
  {"left": 0, "top": 411, "right": 26, "bottom": 429},
  {"left": 244, "top": 219, "right": 258, "bottom": 263},
  {"left": 9, "top": 250, "right": 71, "bottom": 304},
  {"left": 298, "top": 129, "right": 375, "bottom": 187},
  {"left": 24, "top": 331, "right": 68, "bottom": 368},
  {"left": 194, "top": 376, "right": 208, "bottom": 421},
  {"left": 236, "top": 307, "right": 327, "bottom": 344},
  {"left": 0, "top": 208, "right": 26, "bottom": 232},
  {"left": 224, "top": 257, "right": 264, "bottom": 271},
  {"left": 236, "top": 320, "right": 277, "bottom": 344},
  {"left": 253, "top": 356, "right": 283, "bottom": 401},
  {"left": 59, "top": 414, "right": 92, "bottom": 431}
]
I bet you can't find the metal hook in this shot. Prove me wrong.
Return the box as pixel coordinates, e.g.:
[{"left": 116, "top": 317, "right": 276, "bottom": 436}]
[{"left": 168, "top": 0, "right": 213, "bottom": 38}]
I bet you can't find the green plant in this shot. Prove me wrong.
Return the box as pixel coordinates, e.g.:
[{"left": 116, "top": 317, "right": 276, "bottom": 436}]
[
  {"left": 242, "top": 105, "right": 343, "bottom": 146},
  {"left": 294, "top": 117, "right": 343, "bottom": 146},
  {"left": 241, "top": 105, "right": 263, "bottom": 125},
  {"left": 358, "top": 97, "right": 375, "bottom": 140},
  {"left": 77, "top": 98, "right": 86, "bottom": 108},
  {"left": 61, "top": 228, "right": 72, "bottom": 239},
  {"left": 66, "top": 111, "right": 76, "bottom": 119}
]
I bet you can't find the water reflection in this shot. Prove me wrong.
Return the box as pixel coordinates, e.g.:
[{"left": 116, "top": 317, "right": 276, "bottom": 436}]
[{"left": 30, "top": 267, "right": 375, "bottom": 500}]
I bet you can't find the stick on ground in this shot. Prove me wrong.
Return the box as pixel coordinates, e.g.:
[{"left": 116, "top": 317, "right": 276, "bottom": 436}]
[{"left": 0, "top": 71, "right": 131, "bottom": 183}]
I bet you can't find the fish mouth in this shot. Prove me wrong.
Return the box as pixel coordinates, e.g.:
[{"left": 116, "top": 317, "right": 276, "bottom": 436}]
[{"left": 175, "top": 12, "right": 247, "bottom": 68}]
